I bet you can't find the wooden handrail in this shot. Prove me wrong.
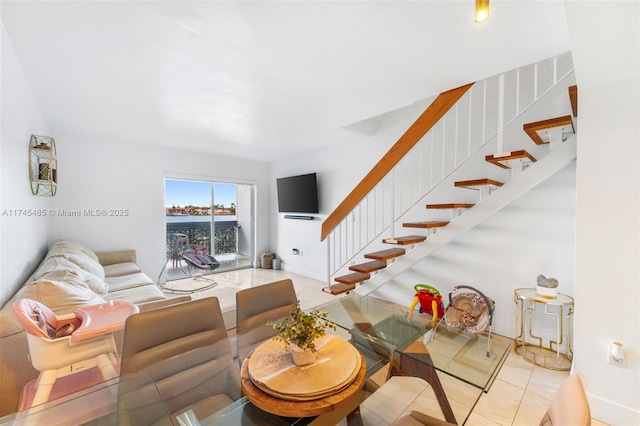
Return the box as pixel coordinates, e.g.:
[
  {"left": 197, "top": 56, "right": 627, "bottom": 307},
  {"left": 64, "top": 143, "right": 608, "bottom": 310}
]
[{"left": 321, "top": 82, "right": 474, "bottom": 241}]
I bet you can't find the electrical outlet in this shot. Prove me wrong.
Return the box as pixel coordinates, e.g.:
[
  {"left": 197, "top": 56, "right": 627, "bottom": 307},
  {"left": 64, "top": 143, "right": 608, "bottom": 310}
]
[
  {"left": 299, "top": 249, "right": 303, "bottom": 256},
  {"left": 607, "top": 342, "right": 625, "bottom": 367}
]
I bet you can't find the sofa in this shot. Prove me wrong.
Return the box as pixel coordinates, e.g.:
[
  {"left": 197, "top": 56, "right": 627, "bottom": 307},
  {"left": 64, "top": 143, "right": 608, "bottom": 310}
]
[{"left": 0, "top": 240, "right": 188, "bottom": 417}]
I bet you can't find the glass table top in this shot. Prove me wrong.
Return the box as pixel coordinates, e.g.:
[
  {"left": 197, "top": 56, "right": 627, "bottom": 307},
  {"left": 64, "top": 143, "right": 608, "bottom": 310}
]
[{"left": 317, "top": 293, "right": 513, "bottom": 391}]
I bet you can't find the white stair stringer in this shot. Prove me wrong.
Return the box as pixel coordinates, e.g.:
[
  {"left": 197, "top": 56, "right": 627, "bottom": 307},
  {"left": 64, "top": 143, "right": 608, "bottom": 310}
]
[{"left": 356, "top": 134, "right": 578, "bottom": 297}]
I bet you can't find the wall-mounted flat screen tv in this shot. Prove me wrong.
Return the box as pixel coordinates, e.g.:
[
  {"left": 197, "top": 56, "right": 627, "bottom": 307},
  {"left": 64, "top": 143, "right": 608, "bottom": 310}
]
[{"left": 276, "top": 173, "right": 319, "bottom": 214}]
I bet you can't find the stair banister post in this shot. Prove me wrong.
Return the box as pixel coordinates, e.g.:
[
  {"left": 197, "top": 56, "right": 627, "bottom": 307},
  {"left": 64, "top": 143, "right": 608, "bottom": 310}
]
[
  {"left": 497, "top": 73, "right": 505, "bottom": 153},
  {"left": 387, "top": 169, "right": 397, "bottom": 244}
]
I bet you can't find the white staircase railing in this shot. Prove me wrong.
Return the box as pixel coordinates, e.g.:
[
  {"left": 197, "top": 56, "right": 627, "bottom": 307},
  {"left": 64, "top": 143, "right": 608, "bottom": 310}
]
[{"left": 326, "top": 52, "right": 575, "bottom": 284}]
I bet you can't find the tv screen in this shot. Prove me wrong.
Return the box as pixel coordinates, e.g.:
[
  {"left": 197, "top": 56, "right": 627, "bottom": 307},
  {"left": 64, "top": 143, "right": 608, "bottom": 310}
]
[{"left": 276, "top": 173, "right": 319, "bottom": 214}]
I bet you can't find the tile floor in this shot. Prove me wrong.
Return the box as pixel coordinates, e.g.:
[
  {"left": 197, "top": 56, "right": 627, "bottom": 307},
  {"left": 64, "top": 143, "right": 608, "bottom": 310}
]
[{"left": 161, "top": 269, "right": 607, "bottom": 426}]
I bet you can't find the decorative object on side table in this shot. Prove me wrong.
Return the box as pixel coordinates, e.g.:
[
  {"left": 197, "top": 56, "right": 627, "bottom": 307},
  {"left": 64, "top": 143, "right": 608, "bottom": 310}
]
[
  {"left": 536, "top": 274, "right": 559, "bottom": 298},
  {"left": 268, "top": 303, "right": 336, "bottom": 366}
]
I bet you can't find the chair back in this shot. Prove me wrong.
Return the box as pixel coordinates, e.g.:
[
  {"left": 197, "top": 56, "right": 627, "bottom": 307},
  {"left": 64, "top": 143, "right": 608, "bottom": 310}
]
[
  {"left": 236, "top": 279, "right": 298, "bottom": 361},
  {"left": 540, "top": 374, "right": 591, "bottom": 426},
  {"left": 120, "top": 297, "right": 240, "bottom": 424}
]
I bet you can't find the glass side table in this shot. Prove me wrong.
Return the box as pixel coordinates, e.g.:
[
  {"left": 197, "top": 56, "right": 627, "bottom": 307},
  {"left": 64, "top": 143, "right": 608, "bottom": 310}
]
[{"left": 514, "top": 288, "right": 574, "bottom": 370}]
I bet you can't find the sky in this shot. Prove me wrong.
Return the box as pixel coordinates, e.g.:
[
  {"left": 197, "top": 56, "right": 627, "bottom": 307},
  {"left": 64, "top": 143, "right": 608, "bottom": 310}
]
[{"left": 165, "top": 179, "right": 236, "bottom": 208}]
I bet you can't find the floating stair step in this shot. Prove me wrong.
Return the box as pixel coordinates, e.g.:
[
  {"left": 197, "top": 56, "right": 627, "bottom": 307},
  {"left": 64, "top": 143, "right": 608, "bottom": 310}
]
[
  {"left": 335, "top": 272, "right": 370, "bottom": 285},
  {"left": 326, "top": 283, "right": 356, "bottom": 295},
  {"left": 454, "top": 178, "right": 503, "bottom": 189},
  {"left": 403, "top": 221, "right": 449, "bottom": 229},
  {"left": 382, "top": 235, "right": 426, "bottom": 245},
  {"left": 364, "top": 248, "right": 405, "bottom": 261},
  {"left": 426, "top": 203, "right": 474, "bottom": 209},
  {"left": 569, "top": 85, "right": 578, "bottom": 117},
  {"left": 523, "top": 115, "right": 575, "bottom": 145},
  {"left": 349, "top": 260, "right": 387, "bottom": 274},
  {"left": 485, "top": 150, "right": 536, "bottom": 169}
]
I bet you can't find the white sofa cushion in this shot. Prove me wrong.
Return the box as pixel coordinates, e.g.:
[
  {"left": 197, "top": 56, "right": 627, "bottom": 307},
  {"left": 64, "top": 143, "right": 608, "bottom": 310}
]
[
  {"left": 105, "top": 272, "right": 154, "bottom": 292},
  {"left": 19, "top": 269, "right": 105, "bottom": 315},
  {"left": 47, "top": 248, "right": 106, "bottom": 281},
  {"left": 103, "top": 262, "right": 142, "bottom": 278},
  {"left": 47, "top": 240, "right": 100, "bottom": 262},
  {"left": 33, "top": 257, "right": 109, "bottom": 297}
]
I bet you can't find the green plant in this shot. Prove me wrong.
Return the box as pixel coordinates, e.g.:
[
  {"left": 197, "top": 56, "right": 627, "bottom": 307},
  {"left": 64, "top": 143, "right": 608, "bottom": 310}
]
[{"left": 268, "top": 303, "right": 336, "bottom": 352}]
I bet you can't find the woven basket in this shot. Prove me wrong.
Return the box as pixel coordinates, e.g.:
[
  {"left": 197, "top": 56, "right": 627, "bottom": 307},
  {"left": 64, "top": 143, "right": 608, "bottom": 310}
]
[{"left": 260, "top": 252, "right": 274, "bottom": 269}]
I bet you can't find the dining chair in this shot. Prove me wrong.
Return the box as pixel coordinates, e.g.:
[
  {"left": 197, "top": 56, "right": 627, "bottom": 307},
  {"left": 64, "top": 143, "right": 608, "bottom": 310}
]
[
  {"left": 383, "top": 374, "right": 590, "bottom": 426},
  {"left": 235, "top": 278, "right": 298, "bottom": 362},
  {"left": 119, "top": 297, "right": 240, "bottom": 425}
]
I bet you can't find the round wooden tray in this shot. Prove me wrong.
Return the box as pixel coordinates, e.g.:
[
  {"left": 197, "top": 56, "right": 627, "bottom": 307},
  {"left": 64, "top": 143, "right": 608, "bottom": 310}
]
[
  {"left": 241, "top": 345, "right": 366, "bottom": 418},
  {"left": 247, "top": 335, "right": 360, "bottom": 400}
]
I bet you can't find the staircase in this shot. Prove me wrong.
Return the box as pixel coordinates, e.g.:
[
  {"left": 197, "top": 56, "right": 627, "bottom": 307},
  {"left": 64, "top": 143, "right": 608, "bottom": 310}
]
[{"left": 322, "top": 54, "right": 577, "bottom": 295}]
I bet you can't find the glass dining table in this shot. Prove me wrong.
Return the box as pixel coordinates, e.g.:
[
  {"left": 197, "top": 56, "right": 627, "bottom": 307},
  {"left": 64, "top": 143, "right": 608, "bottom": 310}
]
[
  {"left": 200, "top": 293, "right": 512, "bottom": 425},
  {"left": 0, "top": 293, "right": 512, "bottom": 426}
]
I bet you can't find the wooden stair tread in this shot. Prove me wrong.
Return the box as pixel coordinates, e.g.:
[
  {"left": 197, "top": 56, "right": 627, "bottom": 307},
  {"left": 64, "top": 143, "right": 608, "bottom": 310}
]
[
  {"left": 426, "top": 203, "right": 474, "bottom": 209},
  {"left": 327, "top": 283, "right": 356, "bottom": 295},
  {"left": 350, "top": 260, "right": 387, "bottom": 273},
  {"left": 335, "top": 272, "right": 370, "bottom": 285},
  {"left": 382, "top": 235, "right": 427, "bottom": 245},
  {"left": 454, "top": 178, "right": 503, "bottom": 188},
  {"left": 364, "top": 248, "right": 405, "bottom": 261},
  {"left": 569, "top": 85, "right": 578, "bottom": 117},
  {"left": 485, "top": 150, "right": 536, "bottom": 169},
  {"left": 403, "top": 221, "right": 449, "bottom": 229},
  {"left": 523, "top": 115, "right": 575, "bottom": 145}
]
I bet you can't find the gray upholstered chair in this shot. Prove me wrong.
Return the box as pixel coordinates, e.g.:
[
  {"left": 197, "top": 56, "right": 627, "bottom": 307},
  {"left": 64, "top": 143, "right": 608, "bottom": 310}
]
[
  {"left": 387, "top": 374, "right": 591, "bottom": 426},
  {"left": 235, "top": 279, "right": 298, "bottom": 362},
  {"left": 119, "top": 297, "right": 240, "bottom": 425}
]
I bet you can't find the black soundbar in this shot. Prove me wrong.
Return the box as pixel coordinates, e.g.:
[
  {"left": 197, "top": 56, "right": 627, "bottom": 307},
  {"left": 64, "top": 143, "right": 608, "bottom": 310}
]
[{"left": 284, "top": 215, "right": 314, "bottom": 220}]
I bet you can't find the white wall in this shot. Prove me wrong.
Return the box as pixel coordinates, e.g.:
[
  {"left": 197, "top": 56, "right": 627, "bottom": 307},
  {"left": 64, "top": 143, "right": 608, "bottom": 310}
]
[
  {"left": 48, "top": 133, "right": 271, "bottom": 282},
  {"left": 0, "top": 25, "right": 51, "bottom": 306},
  {"left": 367, "top": 162, "right": 576, "bottom": 340},
  {"left": 566, "top": 2, "right": 640, "bottom": 424},
  {"left": 271, "top": 99, "right": 433, "bottom": 282}
]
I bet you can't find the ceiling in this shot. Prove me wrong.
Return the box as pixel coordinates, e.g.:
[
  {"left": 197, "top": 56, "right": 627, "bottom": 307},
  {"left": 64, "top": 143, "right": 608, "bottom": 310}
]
[{"left": 1, "top": 1, "right": 572, "bottom": 162}]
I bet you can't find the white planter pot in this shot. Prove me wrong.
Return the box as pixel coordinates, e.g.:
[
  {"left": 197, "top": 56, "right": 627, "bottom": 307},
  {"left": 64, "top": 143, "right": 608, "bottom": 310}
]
[{"left": 290, "top": 344, "right": 316, "bottom": 366}]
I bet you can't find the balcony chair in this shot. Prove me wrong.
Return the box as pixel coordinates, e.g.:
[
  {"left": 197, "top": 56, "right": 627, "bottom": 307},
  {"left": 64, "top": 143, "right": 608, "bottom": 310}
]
[
  {"left": 235, "top": 279, "right": 298, "bottom": 362},
  {"left": 119, "top": 297, "right": 240, "bottom": 425},
  {"left": 170, "top": 233, "right": 190, "bottom": 268},
  {"left": 11, "top": 298, "right": 120, "bottom": 408},
  {"left": 383, "top": 374, "right": 590, "bottom": 426}
]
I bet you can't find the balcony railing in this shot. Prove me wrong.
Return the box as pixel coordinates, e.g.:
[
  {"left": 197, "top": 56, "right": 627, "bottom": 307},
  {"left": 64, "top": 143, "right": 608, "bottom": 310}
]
[{"left": 165, "top": 220, "right": 239, "bottom": 260}]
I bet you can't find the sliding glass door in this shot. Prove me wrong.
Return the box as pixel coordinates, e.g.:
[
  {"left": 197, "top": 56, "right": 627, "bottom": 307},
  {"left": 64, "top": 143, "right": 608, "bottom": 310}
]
[{"left": 164, "top": 178, "right": 254, "bottom": 281}]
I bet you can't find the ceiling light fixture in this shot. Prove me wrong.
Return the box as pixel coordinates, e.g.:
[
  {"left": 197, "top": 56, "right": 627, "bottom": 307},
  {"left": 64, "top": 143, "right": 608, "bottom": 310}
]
[{"left": 474, "top": 0, "right": 490, "bottom": 23}]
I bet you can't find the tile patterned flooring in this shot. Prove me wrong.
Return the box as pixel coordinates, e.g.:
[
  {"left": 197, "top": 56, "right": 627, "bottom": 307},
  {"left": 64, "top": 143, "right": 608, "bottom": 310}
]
[{"left": 162, "top": 269, "right": 608, "bottom": 426}]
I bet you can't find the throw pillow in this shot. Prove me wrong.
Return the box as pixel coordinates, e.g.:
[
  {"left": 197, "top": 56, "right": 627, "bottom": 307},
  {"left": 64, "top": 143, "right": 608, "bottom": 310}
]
[
  {"left": 33, "top": 257, "right": 109, "bottom": 297},
  {"left": 20, "top": 269, "right": 105, "bottom": 315}
]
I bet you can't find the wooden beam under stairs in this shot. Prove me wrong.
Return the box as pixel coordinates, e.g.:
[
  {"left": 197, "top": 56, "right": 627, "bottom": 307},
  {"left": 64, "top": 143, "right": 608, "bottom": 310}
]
[
  {"left": 364, "top": 247, "right": 405, "bottom": 261},
  {"left": 454, "top": 178, "right": 503, "bottom": 189},
  {"left": 325, "top": 283, "right": 357, "bottom": 295},
  {"left": 349, "top": 260, "right": 387, "bottom": 274},
  {"left": 569, "top": 85, "right": 578, "bottom": 117},
  {"left": 403, "top": 220, "right": 449, "bottom": 229},
  {"left": 335, "top": 272, "right": 370, "bottom": 285},
  {"left": 382, "top": 235, "right": 426, "bottom": 245},
  {"left": 523, "top": 115, "right": 575, "bottom": 146},
  {"left": 485, "top": 150, "right": 536, "bottom": 169},
  {"left": 426, "top": 203, "right": 474, "bottom": 209}
]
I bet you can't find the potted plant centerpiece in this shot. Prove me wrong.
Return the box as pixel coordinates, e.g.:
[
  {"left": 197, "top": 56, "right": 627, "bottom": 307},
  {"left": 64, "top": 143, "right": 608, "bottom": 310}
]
[{"left": 268, "top": 303, "right": 336, "bottom": 366}]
